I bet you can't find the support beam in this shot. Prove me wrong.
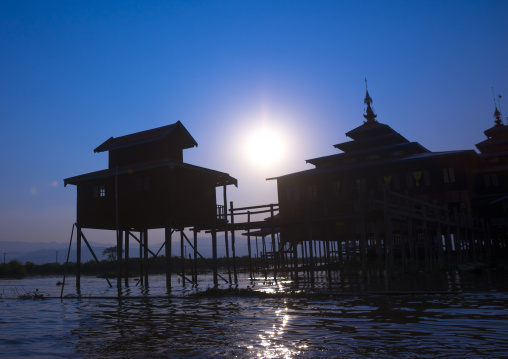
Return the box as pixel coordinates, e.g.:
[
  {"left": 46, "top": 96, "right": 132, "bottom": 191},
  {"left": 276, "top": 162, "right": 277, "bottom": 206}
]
[
  {"left": 165, "top": 220, "right": 172, "bottom": 291},
  {"left": 124, "top": 230, "right": 129, "bottom": 287},
  {"left": 143, "top": 229, "right": 149, "bottom": 287},
  {"left": 117, "top": 228, "right": 123, "bottom": 289},
  {"left": 180, "top": 230, "right": 185, "bottom": 286},
  {"left": 212, "top": 223, "right": 218, "bottom": 286},
  {"left": 76, "top": 225, "right": 82, "bottom": 291}
]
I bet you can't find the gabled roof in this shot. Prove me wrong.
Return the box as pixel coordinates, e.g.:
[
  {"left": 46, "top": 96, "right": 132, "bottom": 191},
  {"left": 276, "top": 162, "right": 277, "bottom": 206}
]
[
  {"left": 93, "top": 121, "right": 198, "bottom": 153},
  {"left": 64, "top": 158, "right": 237, "bottom": 187}
]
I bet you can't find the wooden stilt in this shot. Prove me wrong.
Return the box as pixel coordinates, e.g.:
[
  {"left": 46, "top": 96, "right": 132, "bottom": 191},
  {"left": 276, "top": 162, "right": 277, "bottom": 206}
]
[
  {"left": 180, "top": 229, "right": 185, "bottom": 286},
  {"left": 143, "top": 229, "right": 149, "bottom": 287},
  {"left": 223, "top": 187, "right": 231, "bottom": 284},
  {"left": 193, "top": 228, "right": 198, "bottom": 284},
  {"left": 247, "top": 211, "right": 253, "bottom": 280},
  {"left": 307, "top": 222, "right": 315, "bottom": 287},
  {"left": 326, "top": 239, "right": 332, "bottom": 287},
  {"left": 117, "top": 228, "right": 123, "bottom": 289},
  {"left": 124, "top": 230, "right": 129, "bottom": 287},
  {"left": 230, "top": 201, "right": 238, "bottom": 284},
  {"left": 293, "top": 240, "right": 299, "bottom": 285},
  {"left": 165, "top": 220, "right": 172, "bottom": 291},
  {"left": 270, "top": 204, "right": 277, "bottom": 283},
  {"left": 76, "top": 225, "right": 82, "bottom": 291},
  {"left": 212, "top": 224, "right": 218, "bottom": 286},
  {"left": 139, "top": 230, "right": 144, "bottom": 286}
]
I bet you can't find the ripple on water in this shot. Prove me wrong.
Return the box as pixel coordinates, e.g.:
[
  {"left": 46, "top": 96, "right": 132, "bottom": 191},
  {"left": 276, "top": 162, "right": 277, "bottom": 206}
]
[{"left": 1, "top": 275, "right": 508, "bottom": 358}]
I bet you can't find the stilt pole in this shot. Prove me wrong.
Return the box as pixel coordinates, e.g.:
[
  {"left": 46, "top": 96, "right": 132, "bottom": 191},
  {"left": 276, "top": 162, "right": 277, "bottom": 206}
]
[
  {"left": 212, "top": 223, "right": 218, "bottom": 286},
  {"left": 117, "top": 228, "right": 123, "bottom": 289},
  {"left": 76, "top": 225, "right": 82, "bottom": 291},
  {"left": 247, "top": 211, "right": 253, "bottom": 280},
  {"left": 180, "top": 229, "right": 185, "bottom": 286},
  {"left": 124, "top": 230, "right": 129, "bottom": 287},
  {"left": 230, "top": 201, "right": 238, "bottom": 284},
  {"left": 165, "top": 220, "right": 172, "bottom": 292},
  {"left": 193, "top": 228, "right": 198, "bottom": 284},
  {"left": 143, "top": 229, "right": 149, "bottom": 287},
  {"left": 139, "top": 230, "right": 144, "bottom": 286}
]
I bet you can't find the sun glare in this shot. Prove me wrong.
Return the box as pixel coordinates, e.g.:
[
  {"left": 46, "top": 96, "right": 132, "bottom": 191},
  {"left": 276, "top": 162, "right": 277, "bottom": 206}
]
[{"left": 246, "top": 127, "right": 284, "bottom": 166}]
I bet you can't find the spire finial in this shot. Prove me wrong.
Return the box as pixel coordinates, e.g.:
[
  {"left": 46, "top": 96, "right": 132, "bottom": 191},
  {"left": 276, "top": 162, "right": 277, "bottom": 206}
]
[
  {"left": 363, "top": 78, "right": 377, "bottom": 123},
  {"left": 492, "top": 87, "right": 502, "bottom": 126}
]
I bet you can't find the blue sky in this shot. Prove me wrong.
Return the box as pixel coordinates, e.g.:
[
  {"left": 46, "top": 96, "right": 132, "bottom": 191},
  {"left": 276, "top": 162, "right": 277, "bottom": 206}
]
[{"left": 1, "top": 0, "right": 507, "bottom": 245}]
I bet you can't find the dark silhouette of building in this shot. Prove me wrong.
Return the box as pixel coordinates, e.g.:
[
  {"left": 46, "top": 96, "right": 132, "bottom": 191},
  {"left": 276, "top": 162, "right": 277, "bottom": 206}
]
[
  {"left": 474, "top": 104, "right": 508, "bottom": 239},
  {"left": 269, "top": 90, "right": 506, "bottom": 278},
  {"left": 64, "top": 121, "right": 237, "bottom": 290}
]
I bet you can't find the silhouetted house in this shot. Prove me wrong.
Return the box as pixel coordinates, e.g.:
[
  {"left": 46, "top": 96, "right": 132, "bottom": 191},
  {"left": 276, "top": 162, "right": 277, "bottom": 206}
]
[
  {"left": 474, "top": 105, "right": 508, "bottom": 235},
  {"left": 271, "top": 90, "right": 479, "bottom": 245},
  {"left": 64, "top": 121, "right": 237, "bottom": 231}
]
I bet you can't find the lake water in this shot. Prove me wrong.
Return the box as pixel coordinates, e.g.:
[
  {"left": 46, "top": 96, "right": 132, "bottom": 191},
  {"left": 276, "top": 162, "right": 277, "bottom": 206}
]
[{"left": 1, "top": 271, "right": 508, "bottom": 358}]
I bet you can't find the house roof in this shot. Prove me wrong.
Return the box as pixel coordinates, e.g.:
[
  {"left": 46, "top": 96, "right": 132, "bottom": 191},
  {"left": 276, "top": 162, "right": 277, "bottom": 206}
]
[
  {"left": 64, "top": 159, "right": 237, "bottom": 187},
  {"left": 306, "top": 141, "right": 429, "bottom": 166},
  {"left": 267, "top": 150, "right": 476, "bottom": 181},
  {"left": 93, "top": 121, "right": 198, "bottom": 153}
]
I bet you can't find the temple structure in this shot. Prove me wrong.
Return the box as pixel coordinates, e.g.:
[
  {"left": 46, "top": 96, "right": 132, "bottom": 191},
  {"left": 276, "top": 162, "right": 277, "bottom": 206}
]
[{"left": 269, "top": 89, "right": 504, "bottom": 280}]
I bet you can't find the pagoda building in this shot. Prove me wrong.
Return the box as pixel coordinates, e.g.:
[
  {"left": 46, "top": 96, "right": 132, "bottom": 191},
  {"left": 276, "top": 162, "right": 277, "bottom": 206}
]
[
  {"left": 271, "top": 89, "right": 478, "bottom": 248},
  {"left": 474, "top": 104, "right": 508, "bottom": 236}
]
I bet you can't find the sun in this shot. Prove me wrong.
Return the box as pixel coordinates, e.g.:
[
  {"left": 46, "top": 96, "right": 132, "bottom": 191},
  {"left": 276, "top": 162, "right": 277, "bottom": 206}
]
[{"left": 246, "top": 127, "right": 284, "bottom": 166}]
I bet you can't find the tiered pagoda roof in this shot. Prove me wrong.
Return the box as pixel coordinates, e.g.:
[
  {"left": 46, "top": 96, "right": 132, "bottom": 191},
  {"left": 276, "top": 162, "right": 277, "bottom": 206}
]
[
  {"left": 475, "top": 105, "right": 508, "bottom": 156},
  {"left": 306, "top": 89, "right": 429, "bottom": 170}
]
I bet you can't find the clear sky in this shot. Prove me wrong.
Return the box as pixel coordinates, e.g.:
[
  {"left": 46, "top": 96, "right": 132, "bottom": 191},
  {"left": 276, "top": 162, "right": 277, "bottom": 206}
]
[{"left": 1, "top": 0, "right": 507, "bottom": 245}]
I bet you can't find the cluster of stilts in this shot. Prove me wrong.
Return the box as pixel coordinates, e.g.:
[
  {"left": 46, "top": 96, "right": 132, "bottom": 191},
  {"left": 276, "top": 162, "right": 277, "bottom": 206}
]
[{"left": 60, "top": 190, "right": 506, "bottom": 297}]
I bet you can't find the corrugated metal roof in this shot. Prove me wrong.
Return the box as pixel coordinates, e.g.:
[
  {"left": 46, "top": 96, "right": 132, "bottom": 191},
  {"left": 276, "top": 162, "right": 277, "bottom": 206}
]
[{"left": 93, "top": 121, "right": 198, "bottom": 153}]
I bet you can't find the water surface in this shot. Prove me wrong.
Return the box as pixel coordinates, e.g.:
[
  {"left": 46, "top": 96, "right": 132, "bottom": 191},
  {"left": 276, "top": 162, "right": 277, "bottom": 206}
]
[{"left": 1, "top": 273, "right": 507, "bottom": 358}]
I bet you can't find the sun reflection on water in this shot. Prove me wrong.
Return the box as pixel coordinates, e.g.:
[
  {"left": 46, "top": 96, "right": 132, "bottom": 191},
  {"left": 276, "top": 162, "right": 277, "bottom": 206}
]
[{"left": 250, "top": 300, "right": 304, "bottom": 359}]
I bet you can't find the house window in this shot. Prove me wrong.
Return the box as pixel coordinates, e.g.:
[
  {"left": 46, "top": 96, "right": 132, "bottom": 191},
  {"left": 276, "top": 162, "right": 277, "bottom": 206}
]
[
  {"left": 286, "top": 188, "right": 293, "bottom": 200},
  {"left": 443, "top": 168, "right": 455, "bottom": 183},
  {"left": 94, "top": 184, "right": 106, "bottom": 197},
  {"left": 406, "top": 173, "right": 413, "bottom": 188},
  {"left": 393, "top": 174, "right": 400, "bottom": 190},
  {"left": 136, "top": 176, "right": 150, "bottom": 191},
  {"left": 492, "top": 173, "right": 499, "bottom": 187},
  {"left": 356, "top": 178, "right": 366, "bottom": 193},
  {"left": 485, "top": 173, "right": 499, "bottom": 187},
  {"left": 412, "top": 171, "right": 423, "bottom": 187},
  {"left": 423, "top": 170, "right": 431, "bottom": 186},
  {"left": 308, "top": 184, "right": 317, "bottom": 199},
  {"left": 332, "top": 181, "right": 341, "bottom": 195},
  {"left": 294, "top": 186, "right": 300, "bottom": 201}
]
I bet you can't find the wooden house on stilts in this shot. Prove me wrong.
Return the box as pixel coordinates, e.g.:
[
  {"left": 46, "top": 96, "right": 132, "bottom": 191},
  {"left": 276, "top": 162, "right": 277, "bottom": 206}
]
[
  {"left": 64, "top": 121, "right": 237, "bottom": 292},
  {"left": 268, "top": 88, "right": 506, "bottom": 283}
]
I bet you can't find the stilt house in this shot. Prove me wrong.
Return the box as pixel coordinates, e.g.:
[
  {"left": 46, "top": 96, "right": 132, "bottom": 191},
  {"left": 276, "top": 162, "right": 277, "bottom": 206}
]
[
  {"left": 269, "top": 90, "right": 486, "bottom": 265},
  {"left": 64, "top": 121, "right": 237, "bottom": 231}
]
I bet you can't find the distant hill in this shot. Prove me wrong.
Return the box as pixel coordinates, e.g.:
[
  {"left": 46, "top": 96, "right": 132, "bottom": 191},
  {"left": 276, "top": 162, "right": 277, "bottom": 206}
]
[{"left": 0, "top": 235, "right": 250, "bottom": 265}]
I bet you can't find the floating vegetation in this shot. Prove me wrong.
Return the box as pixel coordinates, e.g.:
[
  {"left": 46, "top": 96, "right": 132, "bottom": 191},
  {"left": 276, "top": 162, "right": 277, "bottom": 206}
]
[
  {"left": 190, "top": 286, "right": 256, "bottom": 298},
  {"left": 188, "top": 286, "right": 317, "bottom": 299},
  {"left": 16, "top": 288, "right": 46, "bottom": 300}
]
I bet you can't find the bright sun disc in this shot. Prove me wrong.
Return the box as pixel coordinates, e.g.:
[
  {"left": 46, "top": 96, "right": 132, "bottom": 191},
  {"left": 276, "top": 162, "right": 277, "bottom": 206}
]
[{"left": 246, "top": 128, "right": 284, "bottom": 166}]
